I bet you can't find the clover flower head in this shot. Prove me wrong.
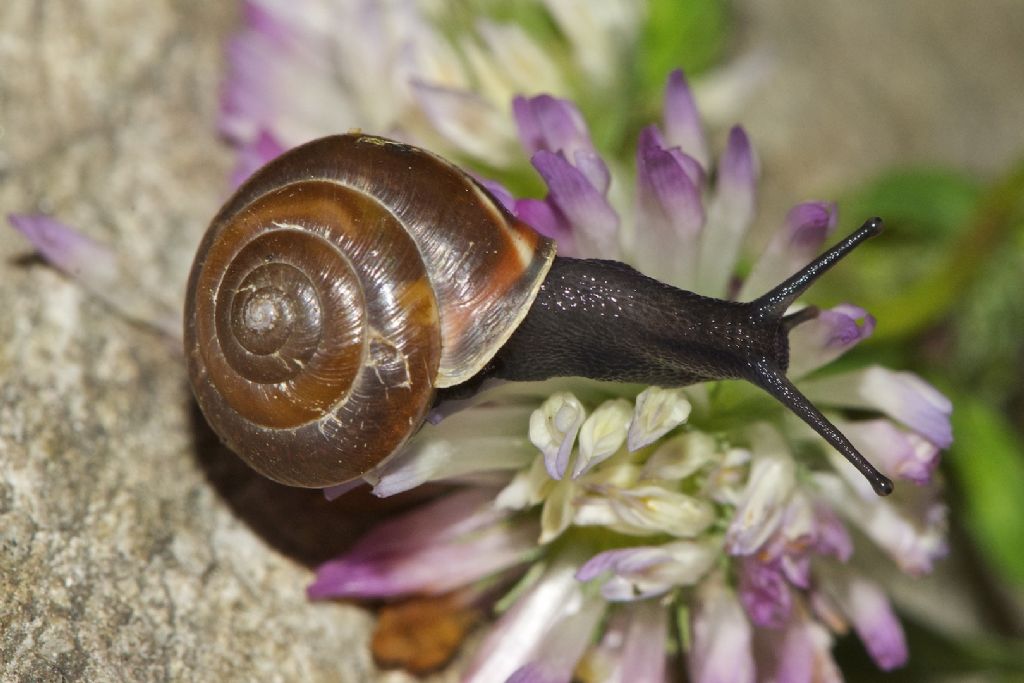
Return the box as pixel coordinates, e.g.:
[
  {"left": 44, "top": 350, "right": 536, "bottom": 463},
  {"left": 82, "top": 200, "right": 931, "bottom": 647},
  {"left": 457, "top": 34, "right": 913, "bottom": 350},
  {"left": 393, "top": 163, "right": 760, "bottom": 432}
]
[
  {"left": 9, "top": 62, "right": 952, "bottom": 680},
  {"left": 8, "top": 66, "right": 952, "bottom": 678},
  {"left": 307, "top": 71, "right": 953, "bottom": 680},
  {"left": 3, "top": 3, "right": 956, "bottom": 681}
]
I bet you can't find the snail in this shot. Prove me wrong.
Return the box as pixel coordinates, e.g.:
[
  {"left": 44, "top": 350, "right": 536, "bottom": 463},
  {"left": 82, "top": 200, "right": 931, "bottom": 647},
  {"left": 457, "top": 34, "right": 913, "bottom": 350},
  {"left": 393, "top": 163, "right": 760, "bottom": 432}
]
[{"left": 185, "top": 133, "right": 894, "bottom": 496}]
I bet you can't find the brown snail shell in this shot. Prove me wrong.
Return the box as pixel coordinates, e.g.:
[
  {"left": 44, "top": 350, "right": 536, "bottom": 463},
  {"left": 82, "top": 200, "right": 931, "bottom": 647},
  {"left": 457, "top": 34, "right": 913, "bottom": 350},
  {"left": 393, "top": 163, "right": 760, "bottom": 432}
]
[{"left": 185, "top": 134, "right": 555, "bottom": 488}]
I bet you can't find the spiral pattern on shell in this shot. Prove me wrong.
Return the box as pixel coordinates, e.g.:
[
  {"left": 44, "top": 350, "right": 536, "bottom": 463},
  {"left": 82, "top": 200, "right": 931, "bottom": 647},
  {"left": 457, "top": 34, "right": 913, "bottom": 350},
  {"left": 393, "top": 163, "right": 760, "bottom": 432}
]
[{"left": 185, "top": 134, "right": 555, "bottom": 488}]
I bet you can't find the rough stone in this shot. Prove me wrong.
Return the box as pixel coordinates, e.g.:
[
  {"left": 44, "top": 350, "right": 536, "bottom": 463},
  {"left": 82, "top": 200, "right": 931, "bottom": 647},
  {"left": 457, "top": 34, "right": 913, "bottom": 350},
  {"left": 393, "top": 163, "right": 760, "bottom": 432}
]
[{"left": 0, "top": 1, "right": 429, "bottom": 681}]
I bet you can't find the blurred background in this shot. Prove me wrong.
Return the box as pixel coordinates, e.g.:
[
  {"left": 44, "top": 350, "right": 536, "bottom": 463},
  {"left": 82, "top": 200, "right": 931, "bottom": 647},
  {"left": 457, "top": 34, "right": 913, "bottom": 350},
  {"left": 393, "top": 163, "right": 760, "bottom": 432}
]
[{"left": 2, "top": 1, "right": 1023, "bottom": 681}]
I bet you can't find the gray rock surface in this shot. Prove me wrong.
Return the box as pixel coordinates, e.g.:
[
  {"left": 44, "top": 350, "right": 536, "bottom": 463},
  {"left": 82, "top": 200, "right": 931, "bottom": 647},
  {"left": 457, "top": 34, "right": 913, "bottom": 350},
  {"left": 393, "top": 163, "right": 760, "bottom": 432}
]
[
  {"left": 0, "top": 2, "right": 408, "bottom": 681},
  {"left": 1, "top": 1, "right": 1022, "bottom": 681}
]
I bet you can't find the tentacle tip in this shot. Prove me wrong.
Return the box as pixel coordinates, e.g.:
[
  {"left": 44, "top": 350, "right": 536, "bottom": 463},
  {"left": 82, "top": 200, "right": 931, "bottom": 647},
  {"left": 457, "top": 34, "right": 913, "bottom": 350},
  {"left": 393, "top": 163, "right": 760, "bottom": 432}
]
[
  {"left": 871, "top": 474, "right": 894, "bottom": 496},
  {"left": 864, "top": 216, "right": 884, "bottom": 236}
]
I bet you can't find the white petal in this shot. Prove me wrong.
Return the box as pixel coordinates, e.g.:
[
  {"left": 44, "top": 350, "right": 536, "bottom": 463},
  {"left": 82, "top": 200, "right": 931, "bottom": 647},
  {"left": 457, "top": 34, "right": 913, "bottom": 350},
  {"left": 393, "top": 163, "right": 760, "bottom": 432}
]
[
  {"left": 575, "top": 399, "right": 632, "bottom": 477},
  {"left": 571, "top": 496, "right": 621, "bottom": 528},
  {"left": 608, "top": 485, "right": 715, "bottom": 537},
  {"left": 371, "top": 405, "right": 535, "bottom": 497},
  {"left": 705, "top": 447, "right": 752, "bottom": 506},
  {"left": 695, "top": 127, "right": 758, "bottom": 297},
  {"left": 496, "top": 456, "right": 551, "bottom": 511},
  {"left": 506, "top": 596, "right": 604, "bottom": 683},
  {"left": 837, "top": 418, "right": 941, "bottom": 484},
  {"left": 410, "top": 80, "right": 518, "bottom": 160},
  {"left": 617, "top": 600, "right": 670, "bottom": 683},
  {"left": 578, "top": 540, "right": 718, "bottom": 602},
  {"left": 462, "top": 556, "right": 585, "bottom": 683},
  {"left": 541, "top": 0, "right": 644, "bottom": 83},
  {"left": 726, "top": 425, "right": 796, "bottom": 555},
  {"left": 641, "top": 431, "right": 718, "bottom": 481},
  {"left": 474, "top": 20, "right": 566, "bottom": 100},
  {"left": 814, "top": 472, "right": 948, "bottom": 576},
  {"left": 786, "top": 304, "right": 875, "bottom": 379},
  {"left": 530, "top": 392, "right": 586, "bottom": 480},
  {"left": 627, "top": 386, "right": 692, "bottom": 451},
  {"left": 799, "top": 365, "right": 953, "bottom": 447},
  {"left": 540, "top": 478, "right": 575, "bottom": 544}
]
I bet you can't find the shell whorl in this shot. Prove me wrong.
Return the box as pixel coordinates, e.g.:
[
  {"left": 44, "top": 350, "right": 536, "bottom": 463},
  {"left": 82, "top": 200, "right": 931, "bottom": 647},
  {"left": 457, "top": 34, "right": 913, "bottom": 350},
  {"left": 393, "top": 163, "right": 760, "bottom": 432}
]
[{"left": 185, "top": 134, "right": 555, "bottom": 488}]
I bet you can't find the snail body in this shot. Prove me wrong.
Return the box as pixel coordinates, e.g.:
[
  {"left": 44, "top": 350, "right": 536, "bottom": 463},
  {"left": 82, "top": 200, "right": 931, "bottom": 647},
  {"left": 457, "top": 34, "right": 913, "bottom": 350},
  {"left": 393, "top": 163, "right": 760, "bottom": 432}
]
[{"left": 186, "top": 133, "right": 893, "bottom": 496}]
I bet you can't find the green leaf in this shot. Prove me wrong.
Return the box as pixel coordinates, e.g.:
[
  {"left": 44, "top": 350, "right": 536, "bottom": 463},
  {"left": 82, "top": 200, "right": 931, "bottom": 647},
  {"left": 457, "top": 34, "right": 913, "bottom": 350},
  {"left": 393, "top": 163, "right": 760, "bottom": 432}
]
[{"left": 948, "top": 395, "right": 1024, "bottom": 586}]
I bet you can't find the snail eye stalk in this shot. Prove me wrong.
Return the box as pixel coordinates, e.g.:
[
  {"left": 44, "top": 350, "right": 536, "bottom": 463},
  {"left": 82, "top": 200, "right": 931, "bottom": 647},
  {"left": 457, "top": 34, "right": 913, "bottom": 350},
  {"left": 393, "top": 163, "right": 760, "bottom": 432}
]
[
  {"left": 749, "top": 217, "right": 892, "bottom": 496},
  {"left": 753, "top": 217, "right": 883, "bottom": 319}
]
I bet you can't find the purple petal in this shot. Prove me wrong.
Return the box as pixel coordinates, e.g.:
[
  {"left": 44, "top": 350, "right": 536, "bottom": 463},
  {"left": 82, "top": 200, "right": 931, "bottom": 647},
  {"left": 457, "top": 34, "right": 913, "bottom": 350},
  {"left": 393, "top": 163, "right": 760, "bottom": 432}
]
[
  {"left": 753, "top": 608, "right": 842, "bottom": 683},
  {"left": 787, "top": 304, "right": 876, "bottom": 378},
  {"left": 576, "top": 547, "right": 665, "bottom": 582},
  {"left": 506, "top": 665, "right": 561, "bottom": 683},
  {"left": 9, "top": 214, "right": 181, "bottom": 338},
  {"left": 719, "top": 127, "right": 757, "bottom": 191},
  {"left": 780, "top": 552, "right": 812, "bottom": 589},
  {"left": 786, "top": 201, "right": 838, "bottom": 250},
  {"left": 812, "top": 502, "right": 853, "bottom": 561},
  {"left": 633, "top": 126, "right": 705, "bottom": 288},
  {"left": 738, "top": 558, "right": 791, "bottom": 628},
  {"left": 688, "top": 578, "right": 755, "bottom": 683},
  {"left": 739, "top": 201, "right": 837, "bottom": 299},
  {"left": 667, "top": 147, "right": 706, "bottom": 188},
  {"left": 513, "top": 94, "right": 595, "bottom": 163},
  {"left": 532, "top": 150, "right": 620, "bottom": 258},
  {"left": 840, "top": 418, "right": 941, "bottom": 484},
  {"left": 221, "top": 0, "right": 412, "bottom": 148},
  {"left": 662, "top": 69, "right": 709, "bottom": 168},
  {"left": 848, "top": 578, "right": 908, "bottom": 670},
  {"left": 697, "top": 126, "right": 758, "bottom": 296},
  {"left": 219, "top": 6, "right": 298, "bottom": 144},
  {"left": 472, "top": 174, "right": 517, "bottom": 214},
  {"left": 573, "top": 150, "right": 611, "bottom": 194},
  {"left": 229, "top": 129, "right": 286, "bottom": 189},
  {"left": 239, "top": 0, "right": 291, "bottom": 41},
  {"left": 800, "top": 366, "right": 953, "bottom": 448},
  {"left": 822, "top": 568, "right": 908, "bottom": 671},
  {"left": 514, "top": 198, "right": 576, "bottom": 255},
  {"left": 578, "top": 542, "right": 717, "bottom": 602},
  {"left": 308, "top": 520, "right": 532, "bottom": 599},
  {"left": 584, "top": 605, "right": 668, "bottom": 683},
  {"left": 332, "top": 489, "right": 504, "bottom": 563},
  {"left": 308, "top": 491, "right": 535, "bottom": 599},
  {"left": 9, "top": 214, "right": 117, "bottom": 281}
]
